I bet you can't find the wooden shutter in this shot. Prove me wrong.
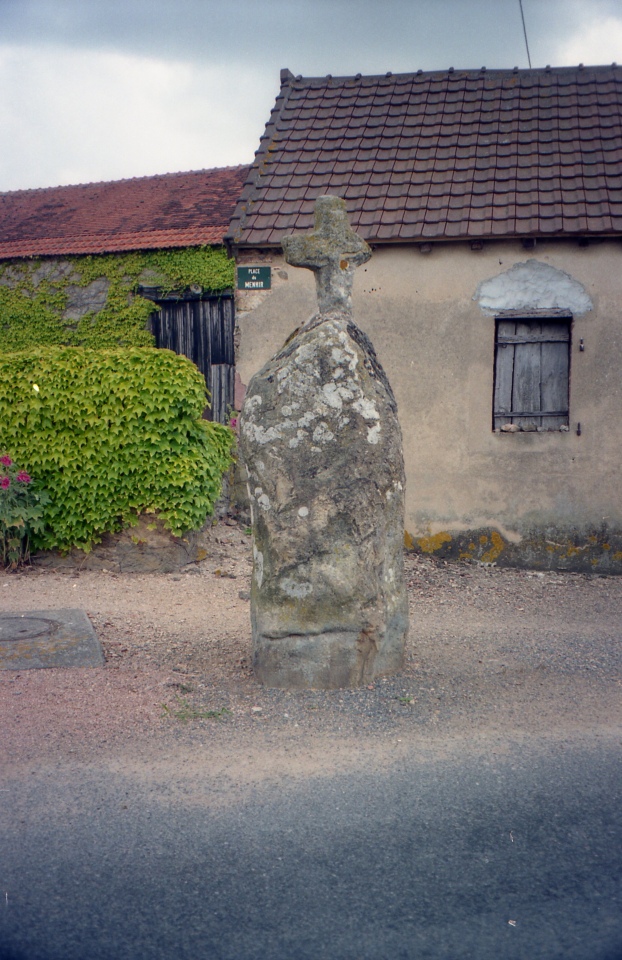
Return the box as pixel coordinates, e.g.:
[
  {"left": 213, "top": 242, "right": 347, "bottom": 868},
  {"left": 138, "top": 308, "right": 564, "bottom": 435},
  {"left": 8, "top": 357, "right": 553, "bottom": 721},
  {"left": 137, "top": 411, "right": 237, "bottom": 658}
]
[
  {"left": 151, "top": 294, "right": 235, "bottom": 423},
  {"left": 494, "top": 319, "right": 570, "bottom": 430}
]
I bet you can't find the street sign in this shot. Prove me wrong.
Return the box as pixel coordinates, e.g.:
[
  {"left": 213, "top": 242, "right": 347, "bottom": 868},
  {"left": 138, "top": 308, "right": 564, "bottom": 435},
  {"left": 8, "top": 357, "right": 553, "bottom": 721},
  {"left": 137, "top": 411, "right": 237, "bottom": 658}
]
[{"left": 237, "top": 266, "right": 271, "bottom": 290}]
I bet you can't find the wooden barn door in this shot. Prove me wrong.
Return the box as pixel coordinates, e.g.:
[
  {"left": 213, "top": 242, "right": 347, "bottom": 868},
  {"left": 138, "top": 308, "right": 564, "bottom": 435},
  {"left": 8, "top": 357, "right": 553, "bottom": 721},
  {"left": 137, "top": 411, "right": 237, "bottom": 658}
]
[{"left": 150, "top": 294, "right": 235, "bottom": 423}]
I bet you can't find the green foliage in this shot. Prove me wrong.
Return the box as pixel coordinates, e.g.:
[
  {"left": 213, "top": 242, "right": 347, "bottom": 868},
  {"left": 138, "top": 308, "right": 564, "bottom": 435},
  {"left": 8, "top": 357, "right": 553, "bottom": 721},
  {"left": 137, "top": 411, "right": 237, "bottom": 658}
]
[
  {"left": 0, "top": 455, "right": 50, "bottom": 568},
  {"left": 0, "top": 348, "right": 235, "bottom": 552},
  {"left": 0, "top": 247, "right": 234, "bottom": 352},
  {"left": 136, "top": 247, "right": 235, "bottom": 294}
]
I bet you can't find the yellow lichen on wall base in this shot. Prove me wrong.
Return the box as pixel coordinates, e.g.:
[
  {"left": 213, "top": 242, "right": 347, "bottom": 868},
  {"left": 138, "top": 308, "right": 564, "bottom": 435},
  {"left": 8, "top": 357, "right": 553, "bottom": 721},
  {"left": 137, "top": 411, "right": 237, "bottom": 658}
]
[
  {"left": 417, "top": 531, "right": 452, "bottom": 554},
  {"left": 405, "top": 527, "right": 507, "bottom": 563},
  {"left": 403, "top": 523, "right": 622, "bottom": 573},
  {"left": 481, "top": 530, "right": 506, "bottom": 564}
]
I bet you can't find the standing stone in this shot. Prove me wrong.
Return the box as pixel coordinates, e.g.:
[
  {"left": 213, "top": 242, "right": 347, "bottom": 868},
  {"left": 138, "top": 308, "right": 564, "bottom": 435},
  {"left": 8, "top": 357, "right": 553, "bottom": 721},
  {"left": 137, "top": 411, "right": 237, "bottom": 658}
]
[{"left": 239, "top": 196, "right": 408, "bottom": 689}]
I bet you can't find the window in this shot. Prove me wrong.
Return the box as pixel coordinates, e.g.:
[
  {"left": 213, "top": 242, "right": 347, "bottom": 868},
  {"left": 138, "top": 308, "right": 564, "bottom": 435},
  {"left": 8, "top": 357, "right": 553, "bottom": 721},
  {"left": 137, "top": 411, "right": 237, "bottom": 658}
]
[{"left": 493, "top": 315, "right": 571, "bottom": 431}]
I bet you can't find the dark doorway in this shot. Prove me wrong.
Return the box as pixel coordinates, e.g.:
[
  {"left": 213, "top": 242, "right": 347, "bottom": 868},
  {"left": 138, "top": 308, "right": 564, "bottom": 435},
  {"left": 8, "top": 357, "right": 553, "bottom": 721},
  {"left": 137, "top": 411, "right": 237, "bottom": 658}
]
[{"left": 149, "top": 293, "right": 235, "bottom": 424}]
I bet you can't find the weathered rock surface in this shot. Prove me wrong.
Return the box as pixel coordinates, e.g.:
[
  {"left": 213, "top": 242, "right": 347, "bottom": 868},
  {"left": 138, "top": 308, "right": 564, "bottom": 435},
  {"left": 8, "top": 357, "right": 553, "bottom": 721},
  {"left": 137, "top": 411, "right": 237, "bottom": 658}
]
[
  {"left": 240, "top": 314, "right": 408, "bottom": 687},
  {"left": 281, "top": 194, "right": 372, "bottom": 314},
  {"left": 240, "top": 196, "right": 408, "bottom": 689},
  {"left": 239, "top": 196, "right": 409, "bottom": 688},
  {"left": 33, "top": 515, "right": 213, "bottom": 574}
]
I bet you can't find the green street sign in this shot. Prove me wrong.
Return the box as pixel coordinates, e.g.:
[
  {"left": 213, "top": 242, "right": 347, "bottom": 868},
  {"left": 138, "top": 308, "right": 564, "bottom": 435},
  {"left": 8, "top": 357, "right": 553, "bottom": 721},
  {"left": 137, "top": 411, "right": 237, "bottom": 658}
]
[{"left": 237, "top": 266, "right": 271, "bottom": 290}]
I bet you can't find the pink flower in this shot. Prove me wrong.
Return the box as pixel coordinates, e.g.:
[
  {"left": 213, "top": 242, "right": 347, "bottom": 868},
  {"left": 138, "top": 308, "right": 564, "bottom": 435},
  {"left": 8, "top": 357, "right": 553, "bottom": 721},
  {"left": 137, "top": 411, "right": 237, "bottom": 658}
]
[
  {"left": 16, "top": 471, "right": 31, "bottom": 484},
  {"left": 0, "top": 476, "right": 10, "bottom": 489},
  {"left": 229, "top": 417, "right": 238, "bottom": 429},
  {"left": 0, "top": 455, "right": 12, "bottom": 467}
]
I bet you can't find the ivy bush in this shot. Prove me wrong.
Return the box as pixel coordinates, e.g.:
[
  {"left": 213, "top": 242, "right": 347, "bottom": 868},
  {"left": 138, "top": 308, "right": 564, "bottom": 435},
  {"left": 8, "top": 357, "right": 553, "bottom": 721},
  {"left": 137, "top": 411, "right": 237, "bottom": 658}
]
[
  {"left": 0, "top": 247, "right": 234, "bottom": 351},
  {"left": 0, "top": 348, "right": 234, "bottom": 552}
]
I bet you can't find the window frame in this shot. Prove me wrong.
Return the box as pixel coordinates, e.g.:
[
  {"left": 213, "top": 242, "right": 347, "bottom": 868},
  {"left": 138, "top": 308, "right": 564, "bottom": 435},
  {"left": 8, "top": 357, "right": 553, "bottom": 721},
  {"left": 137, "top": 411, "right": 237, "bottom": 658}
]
[{"left": 493, "top": 310, "right": 572, "bottom": 432}]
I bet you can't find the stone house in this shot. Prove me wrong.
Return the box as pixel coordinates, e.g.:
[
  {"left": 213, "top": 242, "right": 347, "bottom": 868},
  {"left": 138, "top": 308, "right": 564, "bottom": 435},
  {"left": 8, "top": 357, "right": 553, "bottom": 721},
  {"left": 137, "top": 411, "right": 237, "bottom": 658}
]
[
  {"left": 0, "top": 165, "right": 249, "bottom": 422},
  {"left": 226, "top": 65, "right": 622, "bottom": 571}
]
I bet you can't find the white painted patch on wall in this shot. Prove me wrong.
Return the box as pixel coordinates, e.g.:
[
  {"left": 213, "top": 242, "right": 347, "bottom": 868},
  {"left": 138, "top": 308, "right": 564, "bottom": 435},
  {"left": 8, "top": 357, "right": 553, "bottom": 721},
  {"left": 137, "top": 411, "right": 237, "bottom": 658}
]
[{"left": 475, "top": 259, "right": 593, "bottom": 316}]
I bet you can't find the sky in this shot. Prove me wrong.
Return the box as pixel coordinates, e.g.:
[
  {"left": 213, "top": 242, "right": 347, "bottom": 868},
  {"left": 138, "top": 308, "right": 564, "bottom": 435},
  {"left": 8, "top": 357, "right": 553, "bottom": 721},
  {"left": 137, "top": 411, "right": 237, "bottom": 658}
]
[{"left": 0, "top": 0, "right": 621, "bottom": 193}]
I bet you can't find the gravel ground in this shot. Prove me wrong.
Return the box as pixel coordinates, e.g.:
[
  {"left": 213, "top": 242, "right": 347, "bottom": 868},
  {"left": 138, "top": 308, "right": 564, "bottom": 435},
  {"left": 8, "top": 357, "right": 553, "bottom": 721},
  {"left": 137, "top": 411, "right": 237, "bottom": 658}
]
[{"left": 2, "top": 519, "right": 622, "bottom": 782}]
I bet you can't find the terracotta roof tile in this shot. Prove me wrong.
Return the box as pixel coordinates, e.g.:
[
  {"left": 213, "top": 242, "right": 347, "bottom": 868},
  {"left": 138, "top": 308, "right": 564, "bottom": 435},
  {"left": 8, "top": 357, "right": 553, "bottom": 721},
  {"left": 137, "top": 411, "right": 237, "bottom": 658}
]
[
  {"left": 0, "top": 165, "right": 249, "bottom": 260},
  {"left": 227, "top": 66, "right": 622, "bottom": 246},
  {"left": 402, "top": 207, "right": 423, "bottom": 225},
  {"left": 491, "top": 218, "right": 515, "bottom": 235},
  {"left": 374, "top": 223, "right": 399, "bottom": 241}
]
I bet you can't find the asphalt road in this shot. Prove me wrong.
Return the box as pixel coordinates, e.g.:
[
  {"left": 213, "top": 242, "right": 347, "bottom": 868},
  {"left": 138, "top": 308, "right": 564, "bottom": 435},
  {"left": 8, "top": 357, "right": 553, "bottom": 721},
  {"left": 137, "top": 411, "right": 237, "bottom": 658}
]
[{"left": 2, "top": 733, "right": 622, "bottom": 960}]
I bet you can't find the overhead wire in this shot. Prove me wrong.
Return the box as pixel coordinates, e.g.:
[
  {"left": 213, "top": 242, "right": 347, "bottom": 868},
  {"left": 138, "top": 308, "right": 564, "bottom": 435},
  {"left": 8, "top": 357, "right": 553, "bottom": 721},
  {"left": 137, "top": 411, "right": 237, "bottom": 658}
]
[{"left": 519, "top": 0, "right": 533, "bottom": 68}]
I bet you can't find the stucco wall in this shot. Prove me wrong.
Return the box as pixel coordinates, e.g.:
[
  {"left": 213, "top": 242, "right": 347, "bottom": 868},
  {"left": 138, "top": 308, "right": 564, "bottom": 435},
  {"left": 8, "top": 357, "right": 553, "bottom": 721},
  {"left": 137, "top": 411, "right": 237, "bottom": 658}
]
[{"left": 235, "top": 240, "right": 622, "bottom": 571}]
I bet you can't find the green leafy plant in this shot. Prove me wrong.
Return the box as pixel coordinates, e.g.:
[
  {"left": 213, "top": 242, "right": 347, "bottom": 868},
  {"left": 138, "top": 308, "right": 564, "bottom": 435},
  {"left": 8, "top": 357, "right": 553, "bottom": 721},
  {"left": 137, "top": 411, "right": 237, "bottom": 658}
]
[
  {"left": 0, "top": 347, "right": 235, "bottom": 552},
  {"left": 0, "top": 455, "right": 49, "bottom": 568},
  {"left": 0, "top": 247, "right": 234, "bottom": 352}
]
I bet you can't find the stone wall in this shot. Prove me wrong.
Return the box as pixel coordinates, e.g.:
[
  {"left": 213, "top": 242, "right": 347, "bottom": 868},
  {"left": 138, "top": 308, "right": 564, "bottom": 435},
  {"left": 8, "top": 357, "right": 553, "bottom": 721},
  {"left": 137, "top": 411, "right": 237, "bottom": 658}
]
[{"left": 32, "top": 515, "right": 219, "bottom": 574}]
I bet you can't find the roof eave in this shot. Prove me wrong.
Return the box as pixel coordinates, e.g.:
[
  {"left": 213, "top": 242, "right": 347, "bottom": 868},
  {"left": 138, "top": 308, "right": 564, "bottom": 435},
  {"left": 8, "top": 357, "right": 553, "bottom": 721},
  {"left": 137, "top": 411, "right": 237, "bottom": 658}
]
[{"left": 231, "top": 229, "right": 622, "bottom": 251}]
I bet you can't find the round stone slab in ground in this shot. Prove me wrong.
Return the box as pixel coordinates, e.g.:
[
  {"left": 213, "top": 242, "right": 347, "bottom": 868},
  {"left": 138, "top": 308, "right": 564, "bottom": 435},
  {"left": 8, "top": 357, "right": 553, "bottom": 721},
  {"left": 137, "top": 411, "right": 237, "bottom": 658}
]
[{"left": 0, "top": 609, "right": 104, "bottom": 670}]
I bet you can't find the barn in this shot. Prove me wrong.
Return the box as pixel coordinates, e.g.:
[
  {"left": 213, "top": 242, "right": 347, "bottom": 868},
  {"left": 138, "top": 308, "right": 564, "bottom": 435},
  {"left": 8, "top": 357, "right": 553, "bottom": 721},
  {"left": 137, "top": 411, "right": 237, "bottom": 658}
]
[{"left": 0, "top": 165, "right": 248, "bottom": 422}]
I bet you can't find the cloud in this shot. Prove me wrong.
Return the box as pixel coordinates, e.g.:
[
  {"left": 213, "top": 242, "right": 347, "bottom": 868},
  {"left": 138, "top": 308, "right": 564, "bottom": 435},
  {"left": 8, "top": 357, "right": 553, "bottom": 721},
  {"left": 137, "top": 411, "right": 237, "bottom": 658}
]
[
  {"left": 3, "top": 2, "right": 622, "bottom": 192},
  {"left": 1, "top": 0, "right": 544, "bottom": 73},
  {"left": 550, "top": 10, "right": 622, "bottom": 65},
  {"left": 0, "top": 43, "right": 272, "bottom": 190}
]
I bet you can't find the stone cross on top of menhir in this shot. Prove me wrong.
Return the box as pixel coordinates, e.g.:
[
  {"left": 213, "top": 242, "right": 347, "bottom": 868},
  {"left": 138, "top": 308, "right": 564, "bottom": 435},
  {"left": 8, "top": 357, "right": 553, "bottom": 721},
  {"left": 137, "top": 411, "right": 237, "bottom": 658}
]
[
  {"left": 282, "top": 195, "right": 371, "bottom": 314},
  {"left": 239, "top": 194, "right": 408, "bottom": 690}
]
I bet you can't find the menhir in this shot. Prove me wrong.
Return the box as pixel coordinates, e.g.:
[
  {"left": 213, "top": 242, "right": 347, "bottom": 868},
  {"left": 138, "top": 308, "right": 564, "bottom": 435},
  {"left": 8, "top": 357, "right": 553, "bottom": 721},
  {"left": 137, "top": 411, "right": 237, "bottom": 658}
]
[{"left": 239, "top": 195, "right": 408, "bottom": 689}]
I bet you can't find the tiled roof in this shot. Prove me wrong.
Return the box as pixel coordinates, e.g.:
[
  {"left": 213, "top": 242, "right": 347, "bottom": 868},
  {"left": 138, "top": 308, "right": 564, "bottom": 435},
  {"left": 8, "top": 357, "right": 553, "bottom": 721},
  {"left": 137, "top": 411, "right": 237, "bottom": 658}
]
[
  {"left": 226, "top": 65, "right": 622, "bottom": 246},
  {"left": 0, "top": 165, "right": 250, "bottom": 259}
]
